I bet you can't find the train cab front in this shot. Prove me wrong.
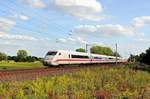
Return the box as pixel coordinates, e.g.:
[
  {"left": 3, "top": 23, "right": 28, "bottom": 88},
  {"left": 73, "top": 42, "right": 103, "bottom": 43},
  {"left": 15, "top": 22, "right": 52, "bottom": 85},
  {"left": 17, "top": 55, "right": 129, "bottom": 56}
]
[{"left": 43, "top": 51, "right": 58, "bottom": 66}]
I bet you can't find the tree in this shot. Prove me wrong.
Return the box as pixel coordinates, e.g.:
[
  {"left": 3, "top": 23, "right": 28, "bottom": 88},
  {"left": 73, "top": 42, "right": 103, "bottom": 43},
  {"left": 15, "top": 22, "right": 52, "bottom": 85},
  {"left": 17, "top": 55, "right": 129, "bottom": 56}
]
[
  {"left": 90, "top": 46, "right": 113, "bottom": 56},
  {"left": 16, "top": 50, "right": 28, "bottom": 62},
  {"left": 26, "top": 56, "right": 36, "bottom": 62},
  {"left": 128, "top": 54, "right": 139, "bottom": 62},
  {"left": 0, "top": 52, "right": 8, "bottom": 61},
  {"left": 76, "top": 48, "right": 86, "bottom": 52},
  {"left": 138, "top": 53, "right": 145, "bottom": 63},
  {"left": 17, "top": 50, "right": 28, "bottom": 57},
  {"left": 32, "top": 56, "right": 39, "bottom": 61},
  {"left": 139, "top": 48, "right": 150, "bottom": 65},
  {"left": 8, "top": 56, "right": 17, "bottom": 61}
]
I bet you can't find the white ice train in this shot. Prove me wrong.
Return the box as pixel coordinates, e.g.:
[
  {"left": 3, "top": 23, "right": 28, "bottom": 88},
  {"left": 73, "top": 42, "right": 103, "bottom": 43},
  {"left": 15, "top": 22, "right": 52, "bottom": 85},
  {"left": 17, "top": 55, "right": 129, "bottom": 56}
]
[{"left": 43, "top": 50, "right": 127, "bottom": 66}]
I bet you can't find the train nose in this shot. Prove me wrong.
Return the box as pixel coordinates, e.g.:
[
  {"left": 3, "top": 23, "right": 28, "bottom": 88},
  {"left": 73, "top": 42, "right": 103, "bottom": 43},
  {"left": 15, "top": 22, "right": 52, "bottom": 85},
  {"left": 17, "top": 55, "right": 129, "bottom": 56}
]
[
  {"left": 43, "top": 60, "right": 49, "bottom": 66},
  {"left": 43, "top": 59, "right": 58, "bottom": 66},
  {"left": 43, "top": 58, "right": 52, "bottom": 65}
]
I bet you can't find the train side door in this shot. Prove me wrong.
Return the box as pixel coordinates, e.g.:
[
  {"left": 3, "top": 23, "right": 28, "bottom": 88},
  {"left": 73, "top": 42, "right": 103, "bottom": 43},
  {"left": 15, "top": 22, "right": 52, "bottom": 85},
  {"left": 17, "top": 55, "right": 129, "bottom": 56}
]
[{"left": 68, "top": 54, "right": 71, "bottom": 65}]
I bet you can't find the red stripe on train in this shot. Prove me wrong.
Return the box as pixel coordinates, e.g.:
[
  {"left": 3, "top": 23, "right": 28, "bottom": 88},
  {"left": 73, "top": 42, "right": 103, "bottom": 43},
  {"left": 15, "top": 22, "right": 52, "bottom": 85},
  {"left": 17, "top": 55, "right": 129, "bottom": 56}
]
[{"left": 55, "top": 59, "right": 114, "bottom": 62}]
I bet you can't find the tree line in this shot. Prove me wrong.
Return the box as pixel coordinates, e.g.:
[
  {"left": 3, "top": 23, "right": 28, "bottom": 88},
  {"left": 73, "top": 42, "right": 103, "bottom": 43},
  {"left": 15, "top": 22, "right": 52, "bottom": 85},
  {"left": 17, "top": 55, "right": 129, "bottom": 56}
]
[
  {"left": 0, "top": 45, "right": 121, "bottom": 62},
  {"left": 128, "top": 47, "right": 150, "bottom": 65},
  {"left": 76, "top": 45, "right": 121, "bottom": 57},
  {"left": 0, "top": 50, "right": 41, "bottom": 62}
]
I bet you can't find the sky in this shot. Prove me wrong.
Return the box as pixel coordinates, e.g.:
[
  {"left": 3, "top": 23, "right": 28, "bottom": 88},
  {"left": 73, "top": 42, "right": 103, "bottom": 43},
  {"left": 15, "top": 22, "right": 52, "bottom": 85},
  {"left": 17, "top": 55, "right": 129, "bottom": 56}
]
[{"left": 0, "top": 0, "right": 150, "bottom": 58}]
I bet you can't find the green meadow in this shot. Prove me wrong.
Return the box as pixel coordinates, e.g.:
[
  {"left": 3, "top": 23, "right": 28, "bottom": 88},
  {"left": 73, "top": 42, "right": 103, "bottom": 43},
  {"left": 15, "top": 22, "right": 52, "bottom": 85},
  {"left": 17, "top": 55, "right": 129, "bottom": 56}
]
[{"left": 0, "top": 61, "right": 44, "bottom": 70}]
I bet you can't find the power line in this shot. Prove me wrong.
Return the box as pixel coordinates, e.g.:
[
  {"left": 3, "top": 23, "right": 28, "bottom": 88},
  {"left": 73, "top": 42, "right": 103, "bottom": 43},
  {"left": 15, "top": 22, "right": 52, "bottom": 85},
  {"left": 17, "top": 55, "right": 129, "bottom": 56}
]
[
  {"left": 0, "top": 1, "right": 70, "bottom": 35},
  {"left": 0, "top": 9, "right": 60, "bottom": 38},
  {"left": 0, "top": 19, "right": 57, "bottom": 39}
]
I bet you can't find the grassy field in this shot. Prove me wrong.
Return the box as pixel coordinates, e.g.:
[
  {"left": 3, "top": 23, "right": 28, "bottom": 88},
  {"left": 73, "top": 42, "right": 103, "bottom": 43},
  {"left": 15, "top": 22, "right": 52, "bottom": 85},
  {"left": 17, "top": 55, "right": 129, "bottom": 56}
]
[
  {"left": 0, "top": 65, "right": 149, "bottom": 99},
  {"left": 0, "top": 61, "right": 44, "bottom": 70}
]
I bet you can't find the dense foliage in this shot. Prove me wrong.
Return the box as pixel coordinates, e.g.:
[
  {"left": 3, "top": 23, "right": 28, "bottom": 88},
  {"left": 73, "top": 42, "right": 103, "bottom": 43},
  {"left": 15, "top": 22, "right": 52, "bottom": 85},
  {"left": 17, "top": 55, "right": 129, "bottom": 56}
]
[
  {"left": 0, "top": 66, "right": 149, "bottom": 99},
  {"left": 128, "top": 47, "right": 150, "bottom": 65},
  {"left": 0, "top": 50, "right": 40, "bottom": 62},
  {"left": 17, "top": 50, "right": 28, "bottom": 58},
  {"left": 0, "top": 52, "right": 8, "bottom": 61},
  {"left": 76, "top": 46, "right": 121, "bottom": 57},
  {"left": 128, "top": 54, "right": 139, "bottom": 63},
  {"left": 139, "top": 48, "right": 150, "bottom": 65},
  {"left": 76, "top": 48, "right": 86, "bottom": 52},
  {"left": 90, "top": 46, "right": 113, "bottom": 56},
  {"left": 16, "top": 50, "right": 28, "bottom": 62}
]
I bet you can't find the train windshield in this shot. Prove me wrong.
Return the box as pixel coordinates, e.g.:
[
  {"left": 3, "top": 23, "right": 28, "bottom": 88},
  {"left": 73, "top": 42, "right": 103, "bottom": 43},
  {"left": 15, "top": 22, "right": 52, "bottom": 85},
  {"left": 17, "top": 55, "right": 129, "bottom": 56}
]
[
  {"left": 47, "top": 52, "right": 57, "bottom": 55},
  {"left": 45, "top": 51, "right": 57, "bottom": 59}
]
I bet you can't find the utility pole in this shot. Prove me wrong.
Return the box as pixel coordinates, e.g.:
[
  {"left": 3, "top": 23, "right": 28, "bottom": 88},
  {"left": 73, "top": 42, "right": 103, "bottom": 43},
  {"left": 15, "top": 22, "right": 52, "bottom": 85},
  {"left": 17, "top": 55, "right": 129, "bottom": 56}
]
[
  {"left": 85, "top": 43, "right": 92, "bottom": 60},
  {"left": 115, "top": 43, "right": 118, "bottom": 65},
  {"left": 85, "top": 44, "right": 89, "bottom": 53}
]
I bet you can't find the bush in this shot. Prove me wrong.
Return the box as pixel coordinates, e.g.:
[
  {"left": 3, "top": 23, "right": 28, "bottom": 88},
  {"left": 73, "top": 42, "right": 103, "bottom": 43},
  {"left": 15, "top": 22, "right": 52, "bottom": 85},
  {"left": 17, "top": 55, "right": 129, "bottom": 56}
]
[
  {"left": 26, "top": 56, "right": 36, "bottom": 62},
  {"left": 76, "top": 48, "right": 86, "bottom": 52}
]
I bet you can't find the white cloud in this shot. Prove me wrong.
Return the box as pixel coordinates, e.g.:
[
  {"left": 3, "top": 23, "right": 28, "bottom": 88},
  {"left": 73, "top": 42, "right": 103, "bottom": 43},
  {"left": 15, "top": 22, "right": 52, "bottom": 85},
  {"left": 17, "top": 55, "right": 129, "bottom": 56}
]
[
  {"left": 14, "top": 14, "right": 29, "bottom": 21},
  {"left": 0, "top": 17, "right": 16, "bottom": 31},
  {"left": 76, "top": 37, "right": 87, "bottom": 44},
  {"left": 92, "top": 42, "right": 106, "bottom": 46},
  {"left": 19, "top": 15, "right": 29, "bottom": 21},
  {"left": 22, "top": 0, "right": 46, "bottom": 9},
  {"left": 73, "top": 24, "right": 135, "bottom": 37},
  {"left": 0, "top": 17, "right": 36, "bottom": 41},
  {"left": 39, "top": 37, "right": 51, "bottom": 41},
  {"left": 133, "top": 16, "right": 150, "bottom": 28},
  {"left": 0, "top": 41, "right": 21, "bottom": 47},
  {"left": 0, "top": 31, "right": 7, "bottom": 35},
  {"left": 57, "top": 36, "right": 87, "bottom": 44},
  {"left": 68, "top": 37, "right": 76, "bottom": 42},
  {"left": 135, "top": 38, "right": 150, "bottom": 43},
  {"left": 0, "top": 34, "right": 37, "bottom": 41},
  {"left": 54, "top": 0, "right": 104, "bottom": 21},
  {"left": 56, "top": 38, "right": 67, "bottom": 43}
]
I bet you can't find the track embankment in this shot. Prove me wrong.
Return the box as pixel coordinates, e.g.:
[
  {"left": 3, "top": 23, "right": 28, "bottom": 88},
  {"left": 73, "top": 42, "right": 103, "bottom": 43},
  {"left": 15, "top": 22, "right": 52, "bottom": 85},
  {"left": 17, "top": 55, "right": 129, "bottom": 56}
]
[{"left": 0, "top": 63, "right": 124, "bottom": 82}]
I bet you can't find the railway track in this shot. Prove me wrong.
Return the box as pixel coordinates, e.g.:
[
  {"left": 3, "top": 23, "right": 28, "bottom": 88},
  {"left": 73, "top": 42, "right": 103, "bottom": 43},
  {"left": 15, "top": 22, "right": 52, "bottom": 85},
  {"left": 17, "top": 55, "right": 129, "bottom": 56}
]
[{"left": 0, "top": 63, "right": 124, "bottom": 82}]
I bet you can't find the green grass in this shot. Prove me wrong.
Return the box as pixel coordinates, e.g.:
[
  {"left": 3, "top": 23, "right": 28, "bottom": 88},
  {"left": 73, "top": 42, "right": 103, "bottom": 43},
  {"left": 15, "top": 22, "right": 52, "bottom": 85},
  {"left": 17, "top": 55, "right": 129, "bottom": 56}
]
[
  {"left": 0, "top": 61, "right": 44, "bottom": 70},
  {"left": 0, "top": 65, "right": 149, "bottom": 99}
]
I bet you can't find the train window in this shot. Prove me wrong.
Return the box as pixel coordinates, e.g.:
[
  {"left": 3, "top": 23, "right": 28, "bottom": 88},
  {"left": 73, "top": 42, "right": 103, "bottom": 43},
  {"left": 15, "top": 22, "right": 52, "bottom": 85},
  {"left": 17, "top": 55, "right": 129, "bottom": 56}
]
[
  {"left": 108, "top": 58, "right": 113, "bottom": 59},
  {"left": 46, "top": 52, "right": 57, "bottom": 55},
  {"left": 82, "top": 56, "right": 89, "bottom": 58},
  {"left": 94, "top": 57, "right": 102, "bottom": 59},
  {"left": 71, "top": 55, "right": 89, "bottom": 59}
]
